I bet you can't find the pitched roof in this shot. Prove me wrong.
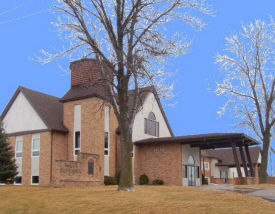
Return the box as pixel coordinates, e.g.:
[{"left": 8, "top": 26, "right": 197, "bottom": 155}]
[
  {"left": 1, "top": 86, "right": 68, "bottom": 133},
  {"left": 134, "top": 133, "right": 260, "bottom": 148},
  {"left": 61, "top": 85, "right": 174, "bottom": 136},
  {"left": 201, "top": 146, "right": 261, "bottom": 166}
]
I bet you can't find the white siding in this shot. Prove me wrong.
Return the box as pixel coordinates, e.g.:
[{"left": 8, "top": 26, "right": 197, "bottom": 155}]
[
  {"left": 132, "top": 92, "right": 171, "bottom": 142},
  {"left": 3, "top": 92, "right": 47, "bottom": 134},
  {"left": 182, "top": 144, "right": 201, "bottom": 186}
]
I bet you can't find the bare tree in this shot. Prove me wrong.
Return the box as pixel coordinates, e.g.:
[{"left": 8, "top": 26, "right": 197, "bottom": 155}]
[
  {"left": 38, "top": 0, "right": 213, "bottom": 191},
  {"left": 215, "top": 18, "right": 275, "bottom": 183}
]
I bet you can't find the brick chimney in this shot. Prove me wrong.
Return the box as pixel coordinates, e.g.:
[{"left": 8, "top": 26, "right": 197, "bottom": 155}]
[{"left": 70, "top": 58, "right": 109, "bottom": 87}]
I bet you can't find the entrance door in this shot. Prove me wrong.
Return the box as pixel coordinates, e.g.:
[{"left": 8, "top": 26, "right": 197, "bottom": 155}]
[
  {"left": 221, "top": 171, "right": 227, "bottom": 183},
  {"left": 188, "top": 165, "right": 196, "bottom": 186}
]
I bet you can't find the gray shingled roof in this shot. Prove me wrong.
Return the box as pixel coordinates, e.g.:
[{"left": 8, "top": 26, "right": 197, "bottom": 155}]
[
  {"left": 1, "top": 86, "right": 68, "bottom": 133},
  {"left": 201, "top": 146, "right": 261, "bottom": 166}
]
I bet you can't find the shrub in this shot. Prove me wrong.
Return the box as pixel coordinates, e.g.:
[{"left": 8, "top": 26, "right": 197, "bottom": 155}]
[
  {"left": 152, "top": 179, "right": 164, "bottom": 185},
  {"left": 115, "top": 171, "right": 121, "bottom": 185},
  {"left": 202, "top": 174, "right": 208, "bottom": 185},
  {"left": 139, "top": 173, "right": 149, "bottom": 185},
  {"left": 104, "top": 176, "right": 116, "bottom": 185}
]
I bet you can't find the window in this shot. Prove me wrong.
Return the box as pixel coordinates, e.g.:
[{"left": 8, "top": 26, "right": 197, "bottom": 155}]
[
  {"left": 74, "top": 131, "right": 81, "bottom": 155},
  {"left": 104, "top": 132, "right": 109, "bottom": 155},
  {"left": 144, "top": 112, "right": 159, "bottom": 137},
  {"left": 204, "top": 162, "right": 209, "bottom": 171},
  {"left": 196, "top": 166, "right": 200, "bottom": 178},
  {"left": 15, "top": 140, "right": 23, "bottom": 158},
  {"left": 188, "top": 156, "right": 195, "bottom": 165},
  {"left": 14, "top": 176, "right": 22, "bottom": 185},
  {"left": 88, "top": 159, "right": 94, "bottom": 175},
  {"left": 182, "top": 164, "right": 187, "bottom": 178},
  {"left": 32, "top": 138, "right": 40, "bottom": 157},
  {"left": 32, "top": 176, "right": 39, "bottom": 185}
]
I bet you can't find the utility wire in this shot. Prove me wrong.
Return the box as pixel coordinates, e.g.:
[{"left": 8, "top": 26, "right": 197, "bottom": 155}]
[
  {"left": 0, "top": 9, "right": 50, "bottom": 25},
  {"left": 0, "top": 0, "right": 37, "bottom": 16}
]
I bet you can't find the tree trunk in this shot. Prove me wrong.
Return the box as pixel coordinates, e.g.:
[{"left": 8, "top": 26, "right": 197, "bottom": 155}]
[
  {"left": 259, "top": 133, "right": 270, "bottom": 183},
  {"left": 117, "top": 119, "right": 134, "bottom": 191},
  {"left": 117, "top": 86, "right": 134, "bottom": 191}
]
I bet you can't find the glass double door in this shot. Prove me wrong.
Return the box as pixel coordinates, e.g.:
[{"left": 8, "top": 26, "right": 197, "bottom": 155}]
[{"left": 188, "top": 165, "right": 196, "bottom": 186}]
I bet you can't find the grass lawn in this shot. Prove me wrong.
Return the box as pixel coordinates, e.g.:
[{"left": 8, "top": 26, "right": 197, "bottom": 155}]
[{"left": 0, "top": 185, "right": 274, "bottom": 214}]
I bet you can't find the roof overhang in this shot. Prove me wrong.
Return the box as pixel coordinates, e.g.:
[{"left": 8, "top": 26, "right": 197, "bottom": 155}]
[{"left": 134, "top": 133, "right": 261, "bottom": 149}]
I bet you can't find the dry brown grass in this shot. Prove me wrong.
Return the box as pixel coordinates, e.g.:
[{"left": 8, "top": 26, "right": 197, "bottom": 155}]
[{"left": 0, "top": 185, "right": 274, "bottom": 214}]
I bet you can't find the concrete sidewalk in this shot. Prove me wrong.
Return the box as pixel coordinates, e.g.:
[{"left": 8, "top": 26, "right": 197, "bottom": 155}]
[
  {"left": 199, "top": 184, "right": 275, "bottom": 203},
  {"left": 248, "top": 188, "right": 275, "bottom": 203}
]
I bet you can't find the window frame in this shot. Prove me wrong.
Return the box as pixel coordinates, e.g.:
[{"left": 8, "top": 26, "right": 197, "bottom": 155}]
[
  {"left": 204, "top": 162, "right": 209, "bottom": 171},
  {"left": 144, "top": 112, "right": 159, "bottom": 137},
  {"left": 31, "top": 137, "right": 40, "bottom": 157},
  {"left": 15, "top": 139, "right": 23, "bottom": 159},
  {"left": 74, "top": 131, "right": 81, "bottom": 156}
]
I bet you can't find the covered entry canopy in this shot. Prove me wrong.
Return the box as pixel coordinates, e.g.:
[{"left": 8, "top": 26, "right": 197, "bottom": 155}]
[
  {"left": 134, "top": 133, "right": 260, "bottom": 149},
  {"left": 134, "top": 133, "right": 261, "bottom": 179}
]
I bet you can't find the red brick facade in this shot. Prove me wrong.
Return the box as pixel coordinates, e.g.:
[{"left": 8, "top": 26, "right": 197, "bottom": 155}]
[
  {"left": 70, "top": 58, "right": 113, "bottom": 87},
  {"left": 134, "top": 143, "right": 182, "bottom": 185}
]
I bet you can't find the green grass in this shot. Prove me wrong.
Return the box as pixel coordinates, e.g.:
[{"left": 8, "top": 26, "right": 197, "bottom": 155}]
[{"left": 0, "top": 185, "right": 274, "bottom": 213}]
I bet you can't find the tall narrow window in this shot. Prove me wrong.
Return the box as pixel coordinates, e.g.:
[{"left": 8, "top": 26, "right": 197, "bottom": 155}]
[
  {"left": 15, "top": 140, "right": 23, "bottom": 158},
  {"left": 204, "top": 162, "right": 209, "bottom": 171},
  {"left": 144, "top": 112, "right": 159, "bottom": 136},
  {"left": 75, "top": 131, "right": 81, "bottom": 155},
  {"left": 182, "top": 164, "right": 187, "bottom": 178},
  {"left": 195, "top": 166, "right": 200, "bottom": 178},
  {"left": 32, "top": 137, "right": 40, "bottom": 157},
  {"left": 104, "top": 132, "right": 109, "bottom": 155}
]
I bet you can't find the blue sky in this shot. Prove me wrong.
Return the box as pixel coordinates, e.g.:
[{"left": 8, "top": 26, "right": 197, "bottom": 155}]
[{"left": 1, "top": 0, "right": 275, "bottom": 173}]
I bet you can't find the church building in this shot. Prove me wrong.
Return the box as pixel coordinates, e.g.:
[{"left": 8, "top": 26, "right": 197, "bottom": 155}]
[{"left": 1, "top": 58, "right": 260, "bottom": 187}]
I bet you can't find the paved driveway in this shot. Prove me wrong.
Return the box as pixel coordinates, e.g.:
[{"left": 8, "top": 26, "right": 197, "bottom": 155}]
[{"left": 199, "top": 184, "right": 275, "bottom": 203}]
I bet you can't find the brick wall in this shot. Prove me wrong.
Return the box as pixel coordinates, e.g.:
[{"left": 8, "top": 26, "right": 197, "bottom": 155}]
[
  {"left": 201, "top": 157, "right": 211, "bottom": 179},
  {"left": 22, "top": 134, "right": 31, "bottom": 185},
  {"left": 70, "top": 58, "right": 113, "bottom": 87},
  {"left": 109, "top": 105, "right": 119, "bottom": 177},
  {"left": 135, "top": 143, "right": 182, "bottom": 185},
  {"left": 63, "top": 97, "right": 119, "bottom": 183},
  {"left": 51, "top": 132, "right": 68, "bottom": 183},
  {"left": 54, "top": 153, "right": 101, "bottom": 188},
  {"left": 267, "top": 177, "right": 275, "bottom": 184},
  {"left": 39, "top": 132, "right": 51, "bottom": 186}
]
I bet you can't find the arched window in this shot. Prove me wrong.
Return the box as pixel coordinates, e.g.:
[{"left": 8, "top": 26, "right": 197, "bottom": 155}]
[
  {"left": 188, "top": 156, "right": 195, "bottom": 165},
  {"left": 144, "top": 112, "right": 159, "bottom": 136},
  {"left": 88, "top": 159, "right": 94, "bottom": 175}
]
